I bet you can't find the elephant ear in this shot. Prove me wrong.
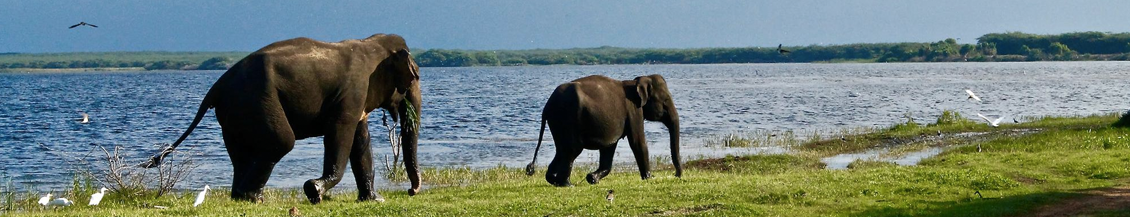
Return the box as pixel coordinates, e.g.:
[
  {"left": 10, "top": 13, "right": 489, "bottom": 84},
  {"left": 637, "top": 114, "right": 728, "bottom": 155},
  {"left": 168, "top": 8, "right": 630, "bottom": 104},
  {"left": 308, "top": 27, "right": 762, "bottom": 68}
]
[
  {"left": 395, "top": 48, "right": 419, "bottom": 79},
  {"left": 630, "top": 76, "right": 652, "bottom": 108}
]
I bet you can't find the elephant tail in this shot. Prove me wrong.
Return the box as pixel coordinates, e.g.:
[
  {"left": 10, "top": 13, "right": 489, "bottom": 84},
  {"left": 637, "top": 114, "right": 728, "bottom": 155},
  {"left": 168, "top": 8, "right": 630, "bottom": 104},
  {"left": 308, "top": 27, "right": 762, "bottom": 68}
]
[
  {"left": 525, "top": 118, "right": 548, "bottom": 176},
  {"left": 139, "top": 88, "right": 216, "bottom": 168}
]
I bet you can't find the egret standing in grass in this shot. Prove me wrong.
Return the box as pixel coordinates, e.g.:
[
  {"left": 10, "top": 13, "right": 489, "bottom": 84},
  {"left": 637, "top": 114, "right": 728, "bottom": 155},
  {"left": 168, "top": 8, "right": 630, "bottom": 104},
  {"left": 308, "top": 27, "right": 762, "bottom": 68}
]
[
  {"left": 49, "top": 197, "right": 74, "bottom": 207},
  {"left": 965, "top": 89, "right": 982, "bottom": 102},
  {"left": 38, "top": 193, "right": 52, "bottom": 206},
  {"left": 194, "top": 185, "right": 210, "bottom": 207},
  {"left": 88, "top": 187, "right": 108, "bottom": 206}
]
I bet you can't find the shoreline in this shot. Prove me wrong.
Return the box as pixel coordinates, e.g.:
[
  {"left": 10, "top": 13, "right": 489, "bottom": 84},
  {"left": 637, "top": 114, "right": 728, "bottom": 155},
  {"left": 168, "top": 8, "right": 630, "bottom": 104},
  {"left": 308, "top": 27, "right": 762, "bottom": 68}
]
[{"left": 0, "top": 67, "right": 147, "bottom": 73}]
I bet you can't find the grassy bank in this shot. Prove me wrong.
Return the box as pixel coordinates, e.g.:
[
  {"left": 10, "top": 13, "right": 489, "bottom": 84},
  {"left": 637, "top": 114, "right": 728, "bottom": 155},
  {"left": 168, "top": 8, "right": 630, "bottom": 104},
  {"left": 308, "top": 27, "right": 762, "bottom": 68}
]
[{"left": 4, "top": 112, "right": 1129, "bottom": 216}]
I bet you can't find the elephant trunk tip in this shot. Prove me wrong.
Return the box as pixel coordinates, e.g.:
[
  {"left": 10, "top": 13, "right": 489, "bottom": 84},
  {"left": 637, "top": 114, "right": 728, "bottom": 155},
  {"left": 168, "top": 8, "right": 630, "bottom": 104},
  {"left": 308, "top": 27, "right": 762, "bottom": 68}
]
[
  {"left": 525, "top": 162, "right": 537, "bottom": 176},
  {"left": 138, "top": 144, "right": 177, "bottom": 168},
  {"left": 138, "top": 157, "right": 161, "bottom": 168}
]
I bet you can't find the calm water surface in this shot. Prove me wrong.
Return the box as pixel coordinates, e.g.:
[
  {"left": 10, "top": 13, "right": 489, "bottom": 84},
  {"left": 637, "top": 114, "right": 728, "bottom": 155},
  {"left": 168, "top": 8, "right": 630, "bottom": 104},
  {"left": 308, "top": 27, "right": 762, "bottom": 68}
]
[{"left": 2, "top": 62, "right": 1128, "bottom": 191}]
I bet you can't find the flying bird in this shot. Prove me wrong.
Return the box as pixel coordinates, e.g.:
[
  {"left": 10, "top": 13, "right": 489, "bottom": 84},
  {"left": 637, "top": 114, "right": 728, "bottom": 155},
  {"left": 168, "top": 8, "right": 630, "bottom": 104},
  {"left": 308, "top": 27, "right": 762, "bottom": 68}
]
[
  {"left": 777, "top": 44, "right": 791, "bottom": 54},
  {"left": 88, "top": 187, "right": 108, "bottom": 206},
  {"left": 965, "top": 89, "right": 981, "bottom": 102},
  {"left": 976, "top": 113, "right": 1004, "bottom": 127},
  {"left": 38, "top": 194, "right": 52, "bottom": 206},
  {"left": 606, "top": 189, "right": 614, "bottom": 204},
  {"left": 80, "top": 112, "right": 90, "bottom": 124},
  {"left": 194, "top": 185, "right": 210, "bottom": 207},
  {"left": 69, "top": 22, "right": 98, "bottom": 29}
]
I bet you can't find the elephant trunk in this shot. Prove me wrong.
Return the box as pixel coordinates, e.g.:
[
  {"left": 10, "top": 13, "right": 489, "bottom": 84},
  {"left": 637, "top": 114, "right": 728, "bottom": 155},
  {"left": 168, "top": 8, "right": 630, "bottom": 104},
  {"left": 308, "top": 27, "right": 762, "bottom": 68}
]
[
  {"left": 400, "top": 85, "right": 423, "bottom": 196},
  {"left": 665, "top": 109, "right": 682, "bottom": 178}
]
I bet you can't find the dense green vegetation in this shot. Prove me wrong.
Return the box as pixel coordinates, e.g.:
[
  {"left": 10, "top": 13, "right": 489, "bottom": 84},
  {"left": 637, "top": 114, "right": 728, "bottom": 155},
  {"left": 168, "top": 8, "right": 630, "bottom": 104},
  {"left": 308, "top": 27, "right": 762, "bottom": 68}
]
[
  {"left": 4, "top": 112, "right": 1128, "bottom": 216},
  {"left": 0, "top": 52, "right": 246, "bottom": 71},
  {"left": 3, "top": 31, "right": 1130, "bottom": 71},
  {"left": 415, "top": 31, "right": 1130, "bottom": 67}
]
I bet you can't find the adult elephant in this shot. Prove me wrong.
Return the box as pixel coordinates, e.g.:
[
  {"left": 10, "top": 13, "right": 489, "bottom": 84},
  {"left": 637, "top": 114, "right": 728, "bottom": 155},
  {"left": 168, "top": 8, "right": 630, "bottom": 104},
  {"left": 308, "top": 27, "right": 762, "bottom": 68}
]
[
  {"left": 525, "top": 74, "right": 682, "bottom": 186},
  {"left": 140, "top": 34, "right": 422, "bottom": 204}
]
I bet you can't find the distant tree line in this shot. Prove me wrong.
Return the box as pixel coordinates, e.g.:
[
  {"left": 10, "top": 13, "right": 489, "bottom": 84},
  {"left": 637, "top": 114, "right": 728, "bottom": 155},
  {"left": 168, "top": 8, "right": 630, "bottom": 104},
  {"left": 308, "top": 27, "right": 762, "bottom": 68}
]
[
  {"left": 4, "top": 32, "right": 1130, "bottom": 70},
  {"left": 414, "top": 31, "right": 1130, "bottom": 67},
  {"left": 0, "top": 52, "right": 245, "bottom": 71}
]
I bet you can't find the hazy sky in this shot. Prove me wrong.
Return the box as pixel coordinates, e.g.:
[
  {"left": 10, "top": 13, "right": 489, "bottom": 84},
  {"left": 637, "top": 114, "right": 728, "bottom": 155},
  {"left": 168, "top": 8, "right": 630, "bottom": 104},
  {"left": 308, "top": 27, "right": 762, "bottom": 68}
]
[{"left": 2, "top": 0, "right": 1128, "bottom": 52}]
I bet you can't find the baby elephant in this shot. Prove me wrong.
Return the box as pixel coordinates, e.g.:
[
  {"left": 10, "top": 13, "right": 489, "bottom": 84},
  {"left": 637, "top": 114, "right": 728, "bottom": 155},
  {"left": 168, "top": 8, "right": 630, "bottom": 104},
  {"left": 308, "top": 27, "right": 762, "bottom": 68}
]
[{"left": 526, "top": 74, "right": 682, "bottom": 186}]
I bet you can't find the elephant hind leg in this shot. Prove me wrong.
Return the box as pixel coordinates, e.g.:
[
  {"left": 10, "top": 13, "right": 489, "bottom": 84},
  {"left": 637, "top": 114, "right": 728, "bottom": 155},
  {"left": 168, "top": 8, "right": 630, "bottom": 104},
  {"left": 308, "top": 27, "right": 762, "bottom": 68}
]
[
  {"left": 546, "top": 148, "right": 581, "bottom": 187},
  {"left": 586, "top": 146, "right": 616, "bottom": 184},
  {"left": 222, "top": 106, "right": 296, "bottom": 202},
  {"left": 228, "top": 140, "right": 293, "bottom": 202}
]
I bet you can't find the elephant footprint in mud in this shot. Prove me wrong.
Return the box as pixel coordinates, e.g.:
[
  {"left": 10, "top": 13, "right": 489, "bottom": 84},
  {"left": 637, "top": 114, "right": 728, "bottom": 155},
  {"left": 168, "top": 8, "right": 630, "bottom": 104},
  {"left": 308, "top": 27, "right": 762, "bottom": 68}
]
[
  {"left": 526, "top": 74, "right": 683, "bottom": 186},
  {"left": 141, "top": 34, "right": 423, "bottom": 204}
]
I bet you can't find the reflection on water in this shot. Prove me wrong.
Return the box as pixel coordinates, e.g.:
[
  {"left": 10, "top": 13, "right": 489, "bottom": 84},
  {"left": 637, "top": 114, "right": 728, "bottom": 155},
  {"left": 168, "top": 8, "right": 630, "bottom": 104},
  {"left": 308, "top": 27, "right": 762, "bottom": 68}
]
[
  {"left": 822, "top": 147, "right": 944, "bottom": 170},
  {"left": 2, "top": 62, "right": 1129, "bottom": 191}
]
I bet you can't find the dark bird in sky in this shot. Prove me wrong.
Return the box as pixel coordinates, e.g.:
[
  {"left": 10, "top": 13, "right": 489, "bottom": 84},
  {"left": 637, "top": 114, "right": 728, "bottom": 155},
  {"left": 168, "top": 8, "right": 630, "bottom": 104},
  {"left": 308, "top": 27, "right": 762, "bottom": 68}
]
[
  {"left": 69, "top": 22, "right": 98, "bottom": 29},
  {"left": 777, "top": 44, "right": 791, "bottom": 54}
]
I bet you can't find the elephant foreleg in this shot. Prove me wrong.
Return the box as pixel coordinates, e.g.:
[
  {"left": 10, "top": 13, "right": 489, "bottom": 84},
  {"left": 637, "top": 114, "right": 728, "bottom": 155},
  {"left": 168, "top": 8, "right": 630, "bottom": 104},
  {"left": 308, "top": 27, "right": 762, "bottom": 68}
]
[
  {"left": 627, "top": 123, "right": 652, "bottom": 180},
  {"left": 304, "top": 120, "right": 358, "bottom": 204},
  {"left": 586, "top": 146, "right": 616, "bottom": 184},
  {"left": 349, "top": 121, "right": 383, "bottom": 202}
]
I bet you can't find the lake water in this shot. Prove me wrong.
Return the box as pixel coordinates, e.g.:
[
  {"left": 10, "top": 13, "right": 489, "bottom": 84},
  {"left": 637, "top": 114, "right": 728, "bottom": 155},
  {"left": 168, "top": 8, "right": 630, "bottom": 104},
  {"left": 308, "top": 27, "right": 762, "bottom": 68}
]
[{"left": 2, "top": 62, "right": 1129, "bottom": 191}]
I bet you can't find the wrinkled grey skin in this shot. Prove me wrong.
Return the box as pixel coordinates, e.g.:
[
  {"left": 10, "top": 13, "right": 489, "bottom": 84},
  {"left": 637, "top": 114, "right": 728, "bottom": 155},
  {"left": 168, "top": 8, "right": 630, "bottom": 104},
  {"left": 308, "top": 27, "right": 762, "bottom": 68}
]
[
  {"left": 141, "top": 34, "right": 422, "bottom": 204},
  {"left": 525, "top": 74, "right": 682, "bottom": 186}
]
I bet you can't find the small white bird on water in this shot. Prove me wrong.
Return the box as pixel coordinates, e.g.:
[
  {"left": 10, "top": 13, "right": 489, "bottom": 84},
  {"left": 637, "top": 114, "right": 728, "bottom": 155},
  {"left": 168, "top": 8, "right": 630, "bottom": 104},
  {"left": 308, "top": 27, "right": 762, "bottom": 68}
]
[
  {"left": 89, "top": 187, "right": 108, "bottom": 206},
  {"left": 194, "top": 185, "right": 210, "bottom": 207},
  {"left": 38, "top": 193, "right": 52, "bottom": 206},
  {"left": 976, "top": 113, "right": 1004, "bottom": 127},
  {"left": 49, "top": 198, "right": 74, "bottom": 207},
  {"left": 965, "top": 89, "right": 982, "bottom": 102},
  {"left": 80, "top": 112, "right": 90, "bottom": 124}
]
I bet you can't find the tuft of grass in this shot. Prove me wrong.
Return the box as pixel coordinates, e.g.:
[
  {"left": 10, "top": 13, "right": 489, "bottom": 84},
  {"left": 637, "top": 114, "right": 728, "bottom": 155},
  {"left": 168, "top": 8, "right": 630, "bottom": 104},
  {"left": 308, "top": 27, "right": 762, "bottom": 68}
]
[
  {"left": 1113, "top": 110, "right": 1130, "bottom": 128},
  {"left": 931, "top": 110, "right": 979, "bottom": 127}
]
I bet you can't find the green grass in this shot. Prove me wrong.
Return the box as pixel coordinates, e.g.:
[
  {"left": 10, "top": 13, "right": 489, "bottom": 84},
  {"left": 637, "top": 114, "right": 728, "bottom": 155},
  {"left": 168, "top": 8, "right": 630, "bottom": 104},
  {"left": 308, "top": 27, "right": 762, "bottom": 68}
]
[{"left": 4, "top": 112, "right": 1130, "bottom": 216}]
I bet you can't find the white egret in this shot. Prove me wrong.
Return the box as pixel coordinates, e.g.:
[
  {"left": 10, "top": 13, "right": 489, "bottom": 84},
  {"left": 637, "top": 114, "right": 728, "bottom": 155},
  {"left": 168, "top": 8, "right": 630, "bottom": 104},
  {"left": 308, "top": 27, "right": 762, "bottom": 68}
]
[
  {"left": 38, "top": 193, "right": 52, "bottom": 206},
  {"left": 88, "top": 187, "right": 108, "bottom": 206},
  {"left": 976, "top": 113, "right": 1004, "bottom": 127},
  {"left": 194, "top": 185, "right": 210, "bottom": 207},
  {"left": 80, "top": 112, "right": 90, "bottom": 124},
  {"left": 48, "top": 198, "right": 73, "bottom": 207},
  {"left": 965, "top": 89, "right": 981, "bottom": 102}
]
